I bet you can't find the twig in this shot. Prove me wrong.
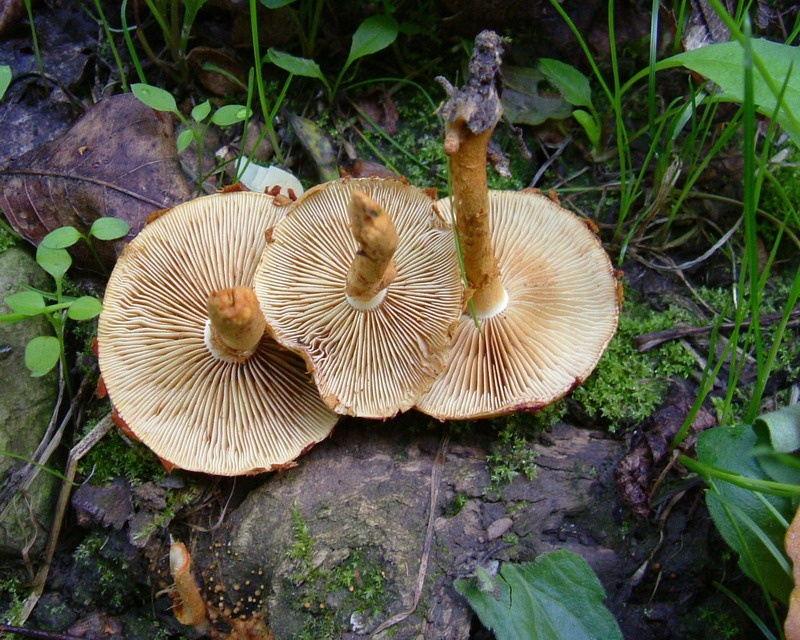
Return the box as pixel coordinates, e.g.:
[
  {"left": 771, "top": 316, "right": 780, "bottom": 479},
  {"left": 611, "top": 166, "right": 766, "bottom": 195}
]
[
  {"left": 369, "top": 434, "right": 449, "bottom": 638},
  {"left": 635, "top": 307, "right": 800, "bottom": 352},
  {"left": 0, "top": 625, "right": 82, "bottom": 640},
  {"left": 19, "top": 414, "right": 115, "bottom": 622}
]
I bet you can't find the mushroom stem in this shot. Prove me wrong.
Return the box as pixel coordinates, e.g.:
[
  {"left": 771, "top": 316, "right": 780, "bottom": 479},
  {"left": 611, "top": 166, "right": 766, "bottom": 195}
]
[
  {"left": 206, "top": 286, "right": 265, "bottom": 361},
  {"left": 345, "top": 190, "right": 399, "bottom": 307},
  {"left": 439, "top": 30, "right": 507, "bottom": 317}
]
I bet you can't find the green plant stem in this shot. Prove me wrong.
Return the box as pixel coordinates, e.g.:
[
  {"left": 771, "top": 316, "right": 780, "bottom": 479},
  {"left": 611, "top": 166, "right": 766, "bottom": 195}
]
[
  {"left": 121, "top": 0, "right": 147, "bottom": 83},
  {"left": 249, "top": 0, "right": 284, "bottom": 164},
  {"left": 22, "top": 0, "right": 45, "bottom": 87},
  {"left": 92, "top": 0, "right": 128, "bottom": 91},
  {"left": 306, "top": 0, "right": 324, "bottom": 59},
  {"left": 84, "top": 236, "right": 109, "bottom": 275},
  {"left": 0, "top": 215, "right": 20, "bottom": 238},
  {"left": 680, "top": 454, "right": 800, "bottom": 497},
  {"left": 143, "top": 0, "right": 172, "bottom": 53}
]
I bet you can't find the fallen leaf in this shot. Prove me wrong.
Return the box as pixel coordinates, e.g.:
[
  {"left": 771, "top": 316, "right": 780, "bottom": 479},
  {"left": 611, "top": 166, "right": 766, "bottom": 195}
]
[
  {"left": 501, "top": 65, "right": 573, "bottom": 126},
  {"left": 71, "top": 480, "right": 133, "bottom": 530},
  {"left": 354, "top": 89, "right": 399, "bottom": 136},
  {"left": 785, "top": 505, "right": 800, "bottom": 640},
  {"left": 187, "top": 46, "right": 247, "bottom": 96},
  {"left": 0, "top": 93, "right": 192, "bottom": 269},
  {"left": 287, "top": 112, "right": 339, "bottom": 182},
  {"left": 615, "top": 387, "right": 716, "bottom": 516},
  {"left": 0, "top": 0, "right": 24, "bottom": 37}
]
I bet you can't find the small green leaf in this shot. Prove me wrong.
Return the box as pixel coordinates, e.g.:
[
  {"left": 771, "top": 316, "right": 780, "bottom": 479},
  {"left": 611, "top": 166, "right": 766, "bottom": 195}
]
[
  {"left": 211, "top": 104, "right": 252, "bottom": 126},
  {"left": 36, "top": 246, "right": 72, "bottom": 281},
  {"left": 346, "top": 15, "right": 399, "bottom": 68},
  {"left": 5, "top": 291, "right": 46, "bottom": 315},
  {"left": 41, "top": 226, "right": 81, "bottom": 249},
  {"left": 267, "top": 48, "right": 325, "bottom": 80},
  {"left": 260, "top": 0, "right": 296, "bottom": 6},
  {"left": 177, "top": 129, "right": 194, "bottom": 153},
  {"left": 90, "top": 217, "right": 131, "bottom": 241},
  {"left": 67, "top": 296, "right": 103, "bottom": 320},
  {"left": 132, "top": 83, "right": 178, "bottom": 113},
  {"left": 539, "top": 58, "right": 593, "bottom": 109},
  {"left": 25, "top": 336, "right": 60, "bottom": 377},
  {"left": 573, "top": 109, "right": 600, "bottom": 149},
  {"left": 0, "top": 65, "right": 11, "bottom": 101},
  {"left": 191, "top": 100, "right": 211, "bottom": 122}
]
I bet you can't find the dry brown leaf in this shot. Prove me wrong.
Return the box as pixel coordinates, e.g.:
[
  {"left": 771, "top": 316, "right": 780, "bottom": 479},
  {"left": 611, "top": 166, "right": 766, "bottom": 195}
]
[
  {"left": 0, "top": 0, "right": 24, "bottom": 37},
  {"left": 785, "top": 505, "right": 800, "bottom": 640},
  {"left": 0, "top": 93, "right": 191, "bottom": 269}
]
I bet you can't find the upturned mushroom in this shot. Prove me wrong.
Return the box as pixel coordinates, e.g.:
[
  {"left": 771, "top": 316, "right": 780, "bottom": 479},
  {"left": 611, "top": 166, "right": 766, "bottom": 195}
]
[
  {"left": 98, "top": 190, "right": 338, "bottom": 475},
  {"left": 253, "top": 178, "right": 463, "bottom": 419},
  {"left": 415, "top": 31, "right": 621, "bottom": 420}
]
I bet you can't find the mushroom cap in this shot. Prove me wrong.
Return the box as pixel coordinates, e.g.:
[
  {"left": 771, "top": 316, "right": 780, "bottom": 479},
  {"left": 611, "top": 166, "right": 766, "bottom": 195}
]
[
  {"left": 416, "top": 190, "right": 621, "bottom": 420},
  {"left": 98, "top": 191, "right": 337, "bottom": 475},
  {"left": 253, "top": 178, "right": 464, "bottom": 419}
]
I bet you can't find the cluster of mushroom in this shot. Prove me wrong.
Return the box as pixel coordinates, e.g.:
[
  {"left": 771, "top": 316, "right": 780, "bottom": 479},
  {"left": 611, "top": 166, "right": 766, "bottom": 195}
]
[{"left": 97, "top": 30, "right": 621, "bottom": 477}]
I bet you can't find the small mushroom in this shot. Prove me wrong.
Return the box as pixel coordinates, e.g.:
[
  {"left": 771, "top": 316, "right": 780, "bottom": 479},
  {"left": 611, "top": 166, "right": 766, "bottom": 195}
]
[
  {"left": 98, "top": 191, "right": 338, "bottom": 475},
  {"left": 416, "top": 31, "right": 620, "bottom": 419},
  {"left": 253, "top": 178, "right": 463, "bottom": 418}
]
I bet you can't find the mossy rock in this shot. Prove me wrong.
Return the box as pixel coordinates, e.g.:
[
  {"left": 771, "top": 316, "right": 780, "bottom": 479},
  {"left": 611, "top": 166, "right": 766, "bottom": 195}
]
[
  {"left": 194, "top": 420, "right": 648, "bottom": 640},
  {"left": 0, "top": 247, "right": 60, "bottom": 556}
]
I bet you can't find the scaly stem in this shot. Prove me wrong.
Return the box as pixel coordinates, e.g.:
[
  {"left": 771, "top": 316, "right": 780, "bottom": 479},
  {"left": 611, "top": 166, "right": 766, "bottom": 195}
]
[
  {"left": 438, "top": 30, "right": 507, "bottom": 317},
  {"left": 206, "top": 286, "right": 265, "bottom": 362},
  {"left": 345, "top": 190, "right": 398, "bottom": 306}
]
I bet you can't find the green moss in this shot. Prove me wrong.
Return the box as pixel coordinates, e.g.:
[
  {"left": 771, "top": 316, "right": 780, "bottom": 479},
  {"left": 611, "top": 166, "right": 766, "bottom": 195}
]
[
  {"left": 0, "top": 574, "right": 25, "bottom": 629},
  {"left": 73, "top": 532, "right": 144, "bottom": 611},
  {"left": 78, "top": 408, "right": 166, "bottom": 486},
  {"left": 572, "top": 286, "right": 696, "bottom": 430},
  {"left": 483, "top": 403, "right": 565, "bottom": 490},
  {"left": 444, "top": 491, "right": 467, "bottom": 517},
  {"left": 286, "top": 504, "right": 388, "bottom": 640}
]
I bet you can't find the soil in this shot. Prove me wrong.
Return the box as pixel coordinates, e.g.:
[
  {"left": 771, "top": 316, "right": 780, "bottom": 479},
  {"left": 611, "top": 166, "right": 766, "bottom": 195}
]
[{"left": 0, "top": 2, "right": 798, "bottom": 640}]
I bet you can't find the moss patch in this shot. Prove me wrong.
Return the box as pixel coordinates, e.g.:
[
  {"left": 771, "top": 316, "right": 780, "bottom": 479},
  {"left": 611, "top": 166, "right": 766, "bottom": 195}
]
[{"left": 285, "top": 503, "right": 388, "bottom": 640}]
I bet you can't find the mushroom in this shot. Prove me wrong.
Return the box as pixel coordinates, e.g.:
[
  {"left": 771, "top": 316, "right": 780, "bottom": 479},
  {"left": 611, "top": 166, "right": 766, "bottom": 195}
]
[
  {"left": 253, "top": 178, "right": 463, "bottom": 419},
  {"left": 98, "top": 191, "right": 338, "bottom": 475},
  {"left": 415, "top": 31, "right": 621, "bottom": 420}
]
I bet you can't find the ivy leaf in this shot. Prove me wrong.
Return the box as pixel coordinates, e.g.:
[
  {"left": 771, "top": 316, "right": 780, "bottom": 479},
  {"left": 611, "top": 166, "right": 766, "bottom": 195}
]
[
  {"left": 211, "top": 104, "right": 252, "bottom": 126},
  {"left": 132, "top": 83, "right": 178, "bottom": 114},
  {"left": 41, "top": 226, "right": 82, "bottom": 249},
  {"left": 456, "top": 552, "right": 624, "bottom": 640},
  {"left": 36, "top": 246, "right": 72, "bottom": 281},
  {"left": 345, "top": 16, "right": 399, "bottom": 69},
  {"left": 89, "top": 217, "right": 131, "bottom": 241},
  {"left": 191, "top": 100, "right": 211, "bottom": 122},
  {"left": 68, "top": 296, "right": 103, "bottom": 320},
  {"left": 25, "top": 336, "right": 60, "bottom": 376},
  {"left": 5, "top": 291, "right": 46, "bottom": 315},
  {"left": 0, "top": 65, "right": 11, "bottom": 101}
]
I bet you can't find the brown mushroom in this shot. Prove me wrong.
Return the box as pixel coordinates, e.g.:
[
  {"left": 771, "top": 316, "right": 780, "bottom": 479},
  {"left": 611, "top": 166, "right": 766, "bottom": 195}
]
[
  {"left": 253, "top": 178, "right": 463, "bottom": 419},
  {"left": 98, "top": 191, "right": 337, "bottom": 475},
  {"left": 415, "top": 31, "right": 620, "bottom": 420}
]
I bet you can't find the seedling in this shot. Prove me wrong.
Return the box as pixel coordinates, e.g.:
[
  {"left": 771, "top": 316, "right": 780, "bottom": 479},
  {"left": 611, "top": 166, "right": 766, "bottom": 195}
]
[
  {"left": 537, "top": 58, "right": 608, "bottom": 161},
  {"left": 0, "top": 217, "right": 130, "bottom": 389},
  {"left": 131, "top": 83, "right": 252, "bottom": 191},
  {"left": 266, "top": 14, "right": 399, "bottom": 102}
]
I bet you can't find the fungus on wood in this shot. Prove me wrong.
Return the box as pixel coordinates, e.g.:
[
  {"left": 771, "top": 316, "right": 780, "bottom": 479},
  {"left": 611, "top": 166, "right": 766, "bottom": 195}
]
[
  {"left": 416, "top": 31, "right": 621, "bottom": 420},
  {"left": 253, "top": 178, "right": 463, "bottom": 419},
  {"left": 98, "top": 191, "right": 338, "bottom": 475}
]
